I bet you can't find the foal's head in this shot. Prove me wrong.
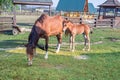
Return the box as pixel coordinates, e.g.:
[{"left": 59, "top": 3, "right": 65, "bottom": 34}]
[{"left": 63, "top": 20, "right": 73, "bottom": 31}]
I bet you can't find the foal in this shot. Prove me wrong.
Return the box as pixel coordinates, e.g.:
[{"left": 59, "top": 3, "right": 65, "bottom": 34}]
[{"left": 63, "top": 20, "right": 91, "bottom": 52}]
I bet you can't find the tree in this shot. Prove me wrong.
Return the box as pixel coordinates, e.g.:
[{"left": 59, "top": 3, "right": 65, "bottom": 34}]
[{"left": 0, "top": 0, "right": 13, "bottom": 11}]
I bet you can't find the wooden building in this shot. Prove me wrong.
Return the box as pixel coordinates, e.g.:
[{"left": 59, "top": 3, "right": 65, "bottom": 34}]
[
  {"left": 56, "top": 0, "right": 96, "bottom": 18},
  {"left": 98, "top": 0, "right": 120, "bottom": 19}
]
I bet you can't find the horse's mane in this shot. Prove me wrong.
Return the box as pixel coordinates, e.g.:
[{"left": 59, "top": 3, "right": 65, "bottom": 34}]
[
  {"left": 64, "top": 20, "right": 73, "bottom": 24},
  {"left": 68, "top": 20, "right": 73, "bottom": 23},
  {"left": 28, "top": 25, "right": 39, "bottom": 48},
  {"left": 35, "top": 14, "right": 48, "bottom": 24}
]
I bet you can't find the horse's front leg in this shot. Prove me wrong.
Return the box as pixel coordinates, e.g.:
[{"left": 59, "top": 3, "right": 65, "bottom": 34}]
[
  {"left": 33, "top": 48, "right": 37, "bottom": 56},
  {"left": 56, "top": 34, "right": 62, "bottom": 53},
  {"left": 44, "top": 37, "right": 49, "bottom": 59}
]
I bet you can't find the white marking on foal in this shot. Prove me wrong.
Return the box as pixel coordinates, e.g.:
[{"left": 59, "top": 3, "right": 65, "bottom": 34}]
[{"left": 56, "top": 43, "right": 61, "bottom": 53}]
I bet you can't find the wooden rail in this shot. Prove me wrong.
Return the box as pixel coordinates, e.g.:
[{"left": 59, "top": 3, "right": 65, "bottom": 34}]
[
  {"left": 65, "top": 17, "right": 115, "bottom": 27},
  {"left": 0, "top": 17, "right": 14, "bottom": 31}
]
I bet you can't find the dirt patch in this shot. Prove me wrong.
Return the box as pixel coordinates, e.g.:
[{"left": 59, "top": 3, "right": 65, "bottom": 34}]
[
  {"left": 106, "top": 37, "right": 120, "bottom": 42},
  {"left": 91, "top": 41, "right": 103, "bottom": 45},
  {"left": 74, "top": 55, "right": 89, "bottom": 60}
]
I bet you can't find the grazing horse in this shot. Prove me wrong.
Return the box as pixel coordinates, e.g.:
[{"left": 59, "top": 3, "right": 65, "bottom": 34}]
[
  {"left": 63, "top": 20, "right": 92, "bottom": 52},
  {"left": 25, "top": 14, "right": 65, "bottom": 65}
]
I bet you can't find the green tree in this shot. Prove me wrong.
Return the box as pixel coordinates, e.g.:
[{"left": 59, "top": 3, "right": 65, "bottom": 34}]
[{"left": 0, "top": 0, "right": 13, "bottom": 11}]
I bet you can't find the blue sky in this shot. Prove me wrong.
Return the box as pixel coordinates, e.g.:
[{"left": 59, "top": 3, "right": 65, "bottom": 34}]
[{"left": 52, "top": 0, "right": 120, "bottom": 8}]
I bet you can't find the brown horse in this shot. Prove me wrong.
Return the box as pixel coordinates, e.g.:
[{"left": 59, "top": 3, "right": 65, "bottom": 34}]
[
  {"left": 25, "top": 14, "right": 65, "bottom": 65},
  {"left": 63, "top": 20, "right": 92, "bottom": 52}
]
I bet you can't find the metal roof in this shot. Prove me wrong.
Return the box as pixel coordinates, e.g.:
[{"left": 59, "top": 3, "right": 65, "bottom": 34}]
[
  {"left": 99, "top": 0, "right": 120, "bottom": 7},
  {"left": 88, "top": 3, "right": 96, "bottom": 14},
  {"left": 13, "top": 0, "right": 53, "bottom": 6},
  {"left": 56, "top": 0, "right": 86, "bottom": 12}
]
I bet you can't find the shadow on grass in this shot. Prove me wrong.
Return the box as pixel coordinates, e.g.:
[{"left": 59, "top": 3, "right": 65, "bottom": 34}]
[
  {"left": 0, "top": 30, "right": 13, "bottom": 35},
  {"left": 36, "top": 43, "right": 70, "bottom": 53},
  {"left": 0, "top": 40, "right": 27, "bottom": 48},
  {"left": 105, "top": 37, "right": 120, "bottom": 41},
  {"left": 17, "top": 23, "right": 33, "bottom": 27}
]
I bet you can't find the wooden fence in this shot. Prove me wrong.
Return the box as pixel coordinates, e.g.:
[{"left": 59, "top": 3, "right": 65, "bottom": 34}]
[{"left": 65, "top": 17, "right": 119, "bottom": 28}]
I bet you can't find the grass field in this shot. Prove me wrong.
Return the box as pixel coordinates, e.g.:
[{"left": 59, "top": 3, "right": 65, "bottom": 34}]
[{"left": 0, "top": 27, "right": 120, "bottom": 80}]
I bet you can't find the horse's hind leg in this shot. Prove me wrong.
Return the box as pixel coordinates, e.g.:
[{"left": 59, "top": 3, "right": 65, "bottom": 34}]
[
  {"left": 56, "top": 34, "right": 62, "bottom": 53},
  {"left": 44, "top": 37, "right": 49, "bottom": 59}
]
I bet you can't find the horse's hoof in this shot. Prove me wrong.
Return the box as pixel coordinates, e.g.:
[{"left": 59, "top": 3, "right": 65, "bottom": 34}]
[
  {"left": 87, "top": 49, "right": 90, "bottom": 51},
  {"left": 82, "top": 48, "right": 85, "bottom": 51},
  {"left": 28, "top": 62, "right": 32, "bottom": 66},
  {"left": 71, "top": 50, "right": 74, "bottom": 52},
  {"left": 44, "top": 56, "right": 48, "bottom": 60},
  {"left": 56, "top": 50, "right": 59, "bottom": 53}
]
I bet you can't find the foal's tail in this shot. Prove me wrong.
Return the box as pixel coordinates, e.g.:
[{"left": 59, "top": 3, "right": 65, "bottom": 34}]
[{"left": 65, "top": 29, "right": 70, "bottom": 36}]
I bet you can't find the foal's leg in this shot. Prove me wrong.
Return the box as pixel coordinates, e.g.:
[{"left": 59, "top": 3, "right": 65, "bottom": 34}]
[
  {"left": 44, "top": 37, "right": 49, "bottom": 59},
  {"left": 71, "top": 35, "right": 75, "bottom": 52},
  {"left": 72, "top": 35, "right": 75, "bottom": 52},
  {"left": 83, "top": 34, "right": 87, "bottom": 51},
  {"left": 86, "top": 34, "right": 90, "bottom": 51},
  {"left": 69, "top": 35, "right": 72, "bottom": 51},
  {"left": 56, "top": 34, "right": 62, "bottom": 53}
]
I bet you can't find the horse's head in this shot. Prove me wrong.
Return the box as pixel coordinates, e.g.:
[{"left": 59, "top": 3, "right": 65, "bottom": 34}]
[
  {"left": 25, "top": 43, "right": 36, "bottom": 65},
  {"left": 63, "top": 20, "right": 73, "bottom": 32},
  {"left": 24, "top": 24, "right": 40, "bottom": 65},
  {"left": 25, "top": 43, "right": 35, "bottom": 55}
]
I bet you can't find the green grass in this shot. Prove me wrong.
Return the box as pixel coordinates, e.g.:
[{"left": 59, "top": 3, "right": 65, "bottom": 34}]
[{"left": 0, "top": 28, "right": 120, "bottom": 80}]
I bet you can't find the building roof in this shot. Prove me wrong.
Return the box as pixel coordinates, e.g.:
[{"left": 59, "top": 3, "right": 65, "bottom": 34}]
[
  {"left": 56, "top": 0, "right": 86, "bottom": 12},
  {"left": 12, "top": 0, "right": 53, "bottom": 6},
  {"left": 88, "top": 3, "right": 96, "bottom": 14},
  {"left": 99, "top": 0, "right": 120, "bottom": 7}
]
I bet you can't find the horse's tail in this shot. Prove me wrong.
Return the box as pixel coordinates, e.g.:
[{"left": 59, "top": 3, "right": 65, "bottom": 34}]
[{"left": 65, "top": 29, "right": 70, "bottom": 36}]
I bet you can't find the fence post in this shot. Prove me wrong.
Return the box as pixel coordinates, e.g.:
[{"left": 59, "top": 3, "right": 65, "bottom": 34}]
[
  {"left": 65, "top": 17, "right": 68, "bottom": 20},
  {"left": 80, "top": 18, "right": 82, "bottom": 24},
  {"left": 13, "top": 4, "right": 17, "bottom": 26},
  {"left": 111, "top": 19, "right": 114, "bottom": 28},
  {"left": 94, "top": 18, "right": 97, "bottom": 27}
]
